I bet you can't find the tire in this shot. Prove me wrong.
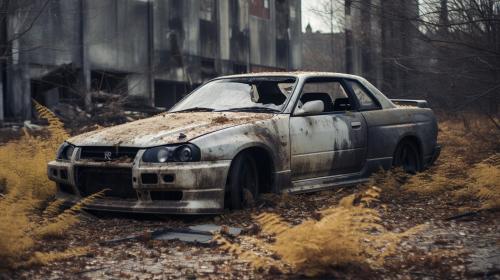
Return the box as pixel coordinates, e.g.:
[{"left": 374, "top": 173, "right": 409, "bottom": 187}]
[
  {"left": 226, "top": 152, "right": 260, "bottom": 210},
  {"left": 393, "top": 140, "right": 422, "bottom": 174}
]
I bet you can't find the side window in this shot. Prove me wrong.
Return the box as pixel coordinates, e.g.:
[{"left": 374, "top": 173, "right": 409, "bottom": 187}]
[
  {"left": 297, "top": 78, "right": 352, "bottom": 114},
  {"left": 346, "top": 80, "right": 380, "bottom": 110}
]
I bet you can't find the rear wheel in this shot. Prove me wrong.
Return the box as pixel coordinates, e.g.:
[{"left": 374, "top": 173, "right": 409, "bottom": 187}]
[
  {"left": 226, "top": 153, "right": 259, "bottom": 209},
  {"left": 393, "top": 140, "right": 422, "bottom": 174}
]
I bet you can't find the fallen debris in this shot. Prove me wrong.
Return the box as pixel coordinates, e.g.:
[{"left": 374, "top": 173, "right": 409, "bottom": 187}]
[{"left": 101, "top": 224, "right": 242, "bottom": 245}]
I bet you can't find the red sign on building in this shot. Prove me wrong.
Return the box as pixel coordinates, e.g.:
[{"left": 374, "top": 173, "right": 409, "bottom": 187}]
[{"left": 249, "top": 0, "right": 270, "bottom": 19}]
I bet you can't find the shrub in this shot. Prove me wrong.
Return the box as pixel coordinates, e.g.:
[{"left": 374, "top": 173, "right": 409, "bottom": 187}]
[
  {"left": 453, "top": 154, "right": 500, "bottom": 210},
  {"left": 217, "top": 188, "right": 422, "bottom": 277},
  {"left": 0, "top": 102, "right": 90, "bottom": 269},
  {"left": 267, "top": 187, "right": 420, "bottom": 276}
]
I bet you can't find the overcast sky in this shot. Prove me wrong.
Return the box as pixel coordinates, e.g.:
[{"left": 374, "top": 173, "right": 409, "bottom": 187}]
[{"left": 301, "top": 0, "right": 338, "bottom": 33}]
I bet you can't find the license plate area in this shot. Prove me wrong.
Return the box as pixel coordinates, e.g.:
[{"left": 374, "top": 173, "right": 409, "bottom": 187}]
[{"left": 75, "top": 167, "right": 137, "bottom": 199}]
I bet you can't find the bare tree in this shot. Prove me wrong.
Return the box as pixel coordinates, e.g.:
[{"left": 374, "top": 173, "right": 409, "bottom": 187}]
[
  {"left": 308, "top": 0, "right": 499, "bottom": 114},
  {"left": 304, "top": 0, "right": 346, "bottom": 72}
]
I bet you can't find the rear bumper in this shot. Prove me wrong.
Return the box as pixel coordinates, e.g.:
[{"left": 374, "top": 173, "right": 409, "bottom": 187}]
[{"left": 48, "top": 159, "right": 230, "bottom": 214}]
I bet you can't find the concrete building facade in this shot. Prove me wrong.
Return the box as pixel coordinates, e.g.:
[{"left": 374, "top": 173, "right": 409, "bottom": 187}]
[
  {"left": 0, "top": 0, "right": 302, "bottom": 122},
  {"left": 345, "top": 0, "right": 418, "bottom": 95}
]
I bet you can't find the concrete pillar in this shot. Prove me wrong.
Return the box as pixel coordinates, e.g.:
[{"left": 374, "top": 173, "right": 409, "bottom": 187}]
[
  {"left": 80, "top": 0, "right": 91, "bottom": 111},
  {"left": 147, "top": 0, "right": 155, "bottom": 107},
  {"left": 7, "top": 64, "right": 31, "bottom": 121}
]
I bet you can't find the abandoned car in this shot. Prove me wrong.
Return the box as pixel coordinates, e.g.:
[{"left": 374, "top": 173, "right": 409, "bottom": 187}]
[{"left": 48, "top": 72, "right": 440, "bottom": 214}]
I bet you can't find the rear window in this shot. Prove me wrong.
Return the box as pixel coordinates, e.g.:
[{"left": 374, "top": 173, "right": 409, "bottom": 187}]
[{"left": 346, "top": 80, "right": 380, "bottom": 110}]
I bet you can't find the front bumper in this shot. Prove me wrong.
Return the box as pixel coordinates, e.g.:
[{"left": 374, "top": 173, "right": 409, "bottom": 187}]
[{"left": 48, "top": 155, "right": 231, "bottom": 214}]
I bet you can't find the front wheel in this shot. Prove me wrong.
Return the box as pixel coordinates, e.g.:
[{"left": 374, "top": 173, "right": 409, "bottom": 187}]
[
  {"left": 393, "top": 141, "right": 422, "bottom": 174},
  {"left": 226, "top": 153, "right": 259, "bottom": 209}
]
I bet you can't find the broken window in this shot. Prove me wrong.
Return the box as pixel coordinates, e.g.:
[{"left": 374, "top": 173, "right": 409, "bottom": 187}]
[
  {"left": 154, "top": 80, "right": 191, "bottom": 110},
  {"left": 91, "top": 71, "right": 128, "bottom": 96},
  {"left": 30, "top": 65, "right": 80, "bottom": 110},
  {"left": 171, "top": 77, "right": 296, "bottom": 112},
  {"left": 199, "top": 0, "right": 217, "bottom": 57},
  {"left": 345, "top": 0, "right": 352, "bottom": 16},
  {"left": 346, "top": 80, "right": 379, "bottom": 110},
  {"left": 200, "top": 0, "right": 215, "bottom": 21},
  {"left": 201, "top": 58, "right": 217, "bottom": 80},
  {"left": 298, "top": 78, "right": 351, "bottom": 113}
]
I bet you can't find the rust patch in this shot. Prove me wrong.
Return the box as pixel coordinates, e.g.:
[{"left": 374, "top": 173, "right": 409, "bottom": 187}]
[
  {"left": 211, "top": 115, "right": 230, "bottom": 124},
  {"left": 68, "top": 112, "right": 274, "bottom": 147}
]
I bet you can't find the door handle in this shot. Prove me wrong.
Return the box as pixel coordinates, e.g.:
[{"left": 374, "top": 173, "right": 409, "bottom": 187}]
[{"left": 351, "top": 121, "right": 361, "bottom": 128}]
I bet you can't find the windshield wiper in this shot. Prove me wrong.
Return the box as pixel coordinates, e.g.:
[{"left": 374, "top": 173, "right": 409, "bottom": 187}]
[
  {"left": 174, "top": 107, "right": 215, "bottom": 113},
  {"left": 219, "top": 107, "right": 280, "bottom": 113}
]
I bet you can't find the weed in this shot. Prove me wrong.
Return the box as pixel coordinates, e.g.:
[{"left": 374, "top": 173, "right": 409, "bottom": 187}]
[
  {"left": 0, "top": 102, "right": 90, "bottom": 269},
  {"left": 218, "top": 188, "right": 422, "bottom": 277}
]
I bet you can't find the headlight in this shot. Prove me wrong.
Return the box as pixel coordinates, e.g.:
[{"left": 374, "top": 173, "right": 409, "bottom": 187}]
[
  {"left": 142, "top": 144, "right": 200, "bottom": 163},
  {"left": 156, "top": 147, "right": 171, "bottom": 163},
  {"left": 177, "top": 146, "right": 192, "bottom": 162},
  {"left": 56, "top": 142, "right": 75, "bottom": 160}
]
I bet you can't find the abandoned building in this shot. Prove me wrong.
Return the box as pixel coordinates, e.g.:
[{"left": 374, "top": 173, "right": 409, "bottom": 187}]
[
  {"left": 301, "top": 23, "right": 345, "bottom": 73},
  {"left": 345, "top": 0, "right": 419, "bottom": 95},
  {"left": 0, "top": 0, "right": 302, "bottom": 122}
]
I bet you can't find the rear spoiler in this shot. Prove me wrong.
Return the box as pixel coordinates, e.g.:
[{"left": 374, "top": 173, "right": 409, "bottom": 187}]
[{"left": 391, "top": 99, "right": 429, "bottom": 108}]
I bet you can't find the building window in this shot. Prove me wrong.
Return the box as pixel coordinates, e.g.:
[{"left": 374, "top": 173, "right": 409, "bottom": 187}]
[
  {"left": 290, "top": 6, "right": 296, "bottom": 19},
  {"left": 200, "top": 0, "right": 215, "bottom": 22},
  {"left": 250, "top": 0, "right": 270, "bottom": 19}
]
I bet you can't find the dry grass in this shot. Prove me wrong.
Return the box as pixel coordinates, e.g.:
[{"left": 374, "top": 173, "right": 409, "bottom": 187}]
[
  {"left": 269, "top": 187, "right": 421, "bottom": 276},
  {"left": 217, "top": 187, "right": 422, "bottom": 277},
  {"left": 453, "top": 154, "right": 500, "bottom": 210},
  {"left": 371, "top": 114, "right": 499, "bottom": 210},
  {"left": 436, "top": 113, "right": 499, "bottom": 164},
  {"left": 0, "top": 102, "right": 91, "bottom": 269}
]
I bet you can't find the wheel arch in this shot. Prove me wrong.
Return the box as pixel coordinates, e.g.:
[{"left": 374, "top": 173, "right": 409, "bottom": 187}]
[
  {"left": 393, "top": 133, "right": 424, "bottom": 168},
  {"left": 228, "top": 144, "right": 277, "bottom": 194}
]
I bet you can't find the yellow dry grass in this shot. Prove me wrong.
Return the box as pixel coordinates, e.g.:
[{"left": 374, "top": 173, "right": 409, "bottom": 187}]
[
  {"left": 453, "top": 154, "right": 500, "bottom": 210},
  {"left": 0, "top": 102, "right": 91, "bottom": 269},
  {"left": 400, "top": 115, "right": 499, "bottom": 210},
  {"left": 218, "top": 188, "right": 422, "bottom": 277},
  {"left": 270, "top": 187, "right": 421, "bottom": 276}
]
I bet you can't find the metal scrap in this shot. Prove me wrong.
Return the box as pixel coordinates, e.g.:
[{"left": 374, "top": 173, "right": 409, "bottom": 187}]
[{"left": 101, "top": 224, "right": 241, "bottom": 245}]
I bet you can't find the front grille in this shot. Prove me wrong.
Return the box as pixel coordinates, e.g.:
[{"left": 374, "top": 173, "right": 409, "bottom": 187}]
[
  {"left": 75, "top": 167, "right": 137, "bottom": 199},
  {"left": 79, "top": 147, "right": 139, "bottom": 162}
]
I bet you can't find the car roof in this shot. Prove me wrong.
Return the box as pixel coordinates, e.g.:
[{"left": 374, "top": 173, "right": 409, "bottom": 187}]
[{"left": 217, "top": 71, "right": 364, "bottom": 80}]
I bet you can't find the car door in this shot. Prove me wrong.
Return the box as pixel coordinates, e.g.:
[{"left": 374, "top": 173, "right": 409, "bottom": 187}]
[{"left": 289, "top": 77, "right": 367, "bottom": 181}]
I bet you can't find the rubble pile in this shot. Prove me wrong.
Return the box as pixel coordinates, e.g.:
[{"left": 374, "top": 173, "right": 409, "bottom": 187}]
[{"left": 50, "top": 91, "right": 163, "bottom": 134}]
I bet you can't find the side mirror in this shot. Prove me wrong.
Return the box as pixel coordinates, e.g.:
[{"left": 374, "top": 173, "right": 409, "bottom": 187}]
[{"left": 295, "top": 100, "right": 324, "bottom": 116}]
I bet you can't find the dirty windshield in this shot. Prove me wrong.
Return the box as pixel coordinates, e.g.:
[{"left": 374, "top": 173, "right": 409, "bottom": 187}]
[{"left": 171, "top": 77, "right": 296, "bottom": 113}]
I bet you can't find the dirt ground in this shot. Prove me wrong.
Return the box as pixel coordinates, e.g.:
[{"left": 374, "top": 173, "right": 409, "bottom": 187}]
[
  {"left": 3, "top": 183, "right": 498, "bottom": 280},
  {"left": 1, "top": 114, "right": 499, "bottom": 279}
]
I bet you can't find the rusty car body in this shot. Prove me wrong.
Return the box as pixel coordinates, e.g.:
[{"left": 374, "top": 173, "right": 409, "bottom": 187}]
[{"left": 48, "top": 72, "right": 441, "bottom": 214}]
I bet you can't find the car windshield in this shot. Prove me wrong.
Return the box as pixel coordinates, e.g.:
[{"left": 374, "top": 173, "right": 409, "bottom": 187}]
[{"left": 170, "top": 77, "right": 296, "bottom": 113}]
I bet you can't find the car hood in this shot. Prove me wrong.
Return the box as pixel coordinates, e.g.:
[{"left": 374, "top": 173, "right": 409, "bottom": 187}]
[{"left": 68, "top": 112, "right": 274, "bottom": 147}]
